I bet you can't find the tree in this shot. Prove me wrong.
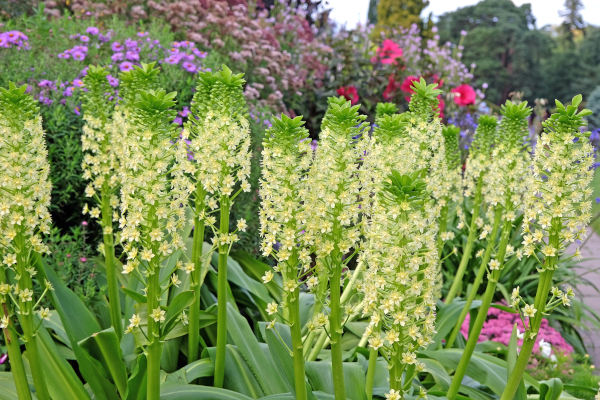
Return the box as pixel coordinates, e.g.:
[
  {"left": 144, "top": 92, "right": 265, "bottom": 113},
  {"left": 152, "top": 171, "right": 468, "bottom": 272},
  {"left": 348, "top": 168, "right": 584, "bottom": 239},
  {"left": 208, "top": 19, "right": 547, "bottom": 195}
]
[
  {"left": 375, "top": 0, "right": 429, "bottom": 35},
  {"left": 559, "top": 0, "right": 585, "bottom": 41},
  {"left": 367, "top": 0, "right": 378, "bottom": 25},
  {"left": 437, "top": 0, "right": 551, "bottom": 104}
]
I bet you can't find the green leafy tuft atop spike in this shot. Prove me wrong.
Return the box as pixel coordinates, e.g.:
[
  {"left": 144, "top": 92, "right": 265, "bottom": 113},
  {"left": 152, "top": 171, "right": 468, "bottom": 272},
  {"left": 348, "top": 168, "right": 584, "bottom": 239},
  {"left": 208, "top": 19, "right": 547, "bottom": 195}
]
[
  {"left": 380, "top": 170, "right": 427, "bottom": 206},
  {"left": 543, "top": 95, "right": 592, "bottom": 134},
  {"left": 119, "top": 62, "right": 161, "bottom": 105},
  {"left": 265, "top": 114, "right": 309, "bottom": 147},
  {"left": 0, "top": 82, "right": 40, "bottom": 128},
  {"left": 375, "top": 102, "right": 398, "bottom": 120},
  {"left": 408, "top": 78, "right": 442, "bottom": 119},
  {"left": 82, "top": 65, "right": 114, "bottom": 124},
  {"left": 321, "top": 96, "right": 367, "bottom": 135},
  {"left": 442, "top": 124, "right": 461, "bottom": 169},
  {"left": 470, "top": 115, "right": 498, "bottom": 156}
]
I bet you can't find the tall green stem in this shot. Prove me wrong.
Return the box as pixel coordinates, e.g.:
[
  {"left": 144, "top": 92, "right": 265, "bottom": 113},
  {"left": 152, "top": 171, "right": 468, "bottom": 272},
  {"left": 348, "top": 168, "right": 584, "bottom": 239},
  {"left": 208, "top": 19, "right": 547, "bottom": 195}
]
[
  {"left": 446, "top": 179, "right": 483, "bottom": 303},
  {"left": 1, "top": 265, "right": 31, "bottom": 400},
  {"left": 437, "top": 203, "right": 449, "bottom": 254},
  {"left": 501, "top": 221, "right": 560, "bottom": 400},
  {"left": 289, "top": 286, "right": 307, "bottom": 400},
  {"left": 188, "top": 187, "right": 206, "bottom": 363},
  {"left": 146, "top": 261, "right": 161, "bottom": 400},
  {"left": 214, "top": 196, "right": 230, "bottom": 388},
  {"left": 446, "top": 208, "right": 502, "bottom": 347},
  {"left": 15, "top": 234, "right": 49, "bottom": 400},
  {"left": 447, "top": 218, "right": 512, "bottom": 399},
  {"left": 365, "top": 348, "right": 378, "bottom": 400},
  {"left": 101, "top": 191, "right": 122, "bottom": 340},
  {"left": 306, "top": 262, "right": 364, "bottom": 361},
  {"left": 329, "top": 263, "right": 345, "bottom": 400}
]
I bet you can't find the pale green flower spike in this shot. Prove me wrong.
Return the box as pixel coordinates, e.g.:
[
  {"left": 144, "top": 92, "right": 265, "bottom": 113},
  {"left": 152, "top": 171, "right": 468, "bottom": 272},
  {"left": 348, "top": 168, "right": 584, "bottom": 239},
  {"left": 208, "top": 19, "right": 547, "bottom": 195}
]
[
  {"left": 186, "top": 66, "right": 253, "bottom": 389},
  {"left": 259, "top": 114, "right": 313, "bottom": 400},
  {"left": 81, "top": 66, "right": 123, "bottom": 339},
  {"left": 441, "top": 124, "right": 461, "bottom": 170},
  {"left": 502, "top": 95, "right": 594, "bottom": 400},
  {"left": 0, "top": 83, "right": 52, "bottom": 400},
  {"left": 360, "top": 170, "right": 437, "bottom": 397},
  {"left": 117, "top": 87, "right": 189, "bottom": 400},
  {"left": 303, "top": 96, "right": 368, "bottom": 400}
]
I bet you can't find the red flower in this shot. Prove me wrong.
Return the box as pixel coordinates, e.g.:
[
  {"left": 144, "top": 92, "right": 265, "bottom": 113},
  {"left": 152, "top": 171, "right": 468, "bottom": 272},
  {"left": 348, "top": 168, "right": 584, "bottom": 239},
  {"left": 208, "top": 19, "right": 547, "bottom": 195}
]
[
  {"left": 337, "top": 85, "right": 359, "bottom": 105},
  {"left": 383, "top": 75, "right": 399, "bottom": 100},
  {"left": 451, "top": 84, "right": 476, "bottom": 106},
  {"left": 437, "top": 95, "right": 445, "bottom": 119},
  {"left": 400, "top": 75, "right": 420, "bottom": 94},
  {"left": 375, "top": 39, "right": 403, "bottom": 65}
]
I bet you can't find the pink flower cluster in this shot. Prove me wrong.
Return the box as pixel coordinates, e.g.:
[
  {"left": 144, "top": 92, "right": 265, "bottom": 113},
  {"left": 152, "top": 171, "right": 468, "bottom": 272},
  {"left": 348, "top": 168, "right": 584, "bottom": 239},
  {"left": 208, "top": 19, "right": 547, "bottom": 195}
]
[
  {"left": 164, "top": 40, "right": 208, "bottom": 74},
  {"left": 0, "top": 30, "right": 29, "bottom": 49},
  {"left": 461, "top": 306, "right": 573, "bottom": 356}
]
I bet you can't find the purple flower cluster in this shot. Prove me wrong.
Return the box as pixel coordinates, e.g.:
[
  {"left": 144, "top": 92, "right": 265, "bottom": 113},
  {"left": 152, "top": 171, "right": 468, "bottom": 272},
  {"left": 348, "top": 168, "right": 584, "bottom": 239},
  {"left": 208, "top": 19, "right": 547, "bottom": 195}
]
[
  {"left": 461, "top": 306, "right": 574, "bottom": 356},
  {"left": 58, "top": 44, "right": 89, "bottom": 61},
  {"left": 172, "top": 106, "right": 190, "bottom": 126},
  {"left": 0, "top": 30, "right": 29, "bottom": 49},
  {"left": 163, "top": 40, "right": 207, "bottom": 74}
]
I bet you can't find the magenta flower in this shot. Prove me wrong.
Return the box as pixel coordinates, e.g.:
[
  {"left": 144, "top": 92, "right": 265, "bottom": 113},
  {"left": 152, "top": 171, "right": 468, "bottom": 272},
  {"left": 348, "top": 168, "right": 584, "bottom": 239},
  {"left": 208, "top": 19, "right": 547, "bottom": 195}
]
[
  {"left": 107, "top": 75, "right": 119, "bottom": 87},
  {"left": 73, "top": 106, "right": 80, "bottom": 115},
  {"left": 165, "top": 54, "right": 181, "bottom": 65},
  {"left": 111, "top": 41, "right": 123, "bottom": 52},
  {"left": 79, "top": 257, "right": 87, "bottom": 262},
  {"left": 125, "top": 51, "right": 139, "bottom": 61},
  {"left": 72, "top": 79, "right": 84, "bottom": 87},
  {"left": 111, "top": 52, "right": 124, "bottom": 62},
  {"left": 0, "top": 354, "right": 7, "bottom": 364},
  {"left": 63, "top": 87, "right": 74, "bottom": 97},
  {"left": 86, "top": 27, "right": 99, "bottom": 36},
  {"left": 79, "top": 35, "right": 90, "bottom": 43},
  {"left": 182, "top": 62, "right": 197, "bottom": 73},
  {"left": 72, "top": 51, "right": 85, "bottom": 61},
  {"left": 137, "top": 31, "right": 149, "bottom": 38},
  {"left": 119, "top": 61, "right": 134, "bottom": 72},
  {"left": 192, "top": 48, "right": 207, "bottom": 58}
]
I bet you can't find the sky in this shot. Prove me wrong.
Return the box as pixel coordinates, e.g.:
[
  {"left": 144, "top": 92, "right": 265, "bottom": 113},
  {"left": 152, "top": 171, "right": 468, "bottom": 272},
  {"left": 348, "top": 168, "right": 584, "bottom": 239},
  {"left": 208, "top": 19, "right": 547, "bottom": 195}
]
[{"left": 327, "top": 0, "right": 600, "bottom": 29}]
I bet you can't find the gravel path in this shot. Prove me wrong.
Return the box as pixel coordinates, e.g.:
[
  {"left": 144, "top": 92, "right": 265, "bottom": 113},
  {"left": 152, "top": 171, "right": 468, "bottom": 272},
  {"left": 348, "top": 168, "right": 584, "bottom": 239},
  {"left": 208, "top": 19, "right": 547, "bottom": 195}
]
[{"left": 573, "top": 230, "right": 600, "bottom": 366}]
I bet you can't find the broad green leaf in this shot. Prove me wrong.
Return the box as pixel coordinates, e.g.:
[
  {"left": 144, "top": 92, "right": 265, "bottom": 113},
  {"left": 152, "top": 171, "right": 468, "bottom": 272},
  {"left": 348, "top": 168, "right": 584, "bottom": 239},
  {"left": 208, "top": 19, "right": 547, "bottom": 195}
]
[
  {"left": 78, "top": 328, "right": 128, "bottom": 398},
  {"left": 160, "top": 384, "right": 253, "bottom": 399},
  {"left": 305, "top": 361, "right": 367, "bottom": 400},
  {"left": 161, "top": 338, "right": 181, "bottom": 373},
  {"left": 220, "top": 256, "right": 273, "bottom": 304},
  {"left": 126, "top": 354, "right": 147, "bottom": 400},
  {"left": 432, "top": 299, "right": 481, "bottom": 344},
  {"left": 0, "top": 371, "right": 27, "bottom": 400},
  {"left": 35, "top": 327, "right": 90, "bottom": 399},
  {"left": 122, "top": 287, "right": 146, "bottom": 303},
  {"left": 42, "top": 262, "right": 116, "bottom": 399},
  {"left": 204, "top": 346, "right": 264, "bottom": 398},
  {"left": 539, "top": 378, "right": 563, "bottom": 400},
  {"left": 226, "top": 304, "right": 290, "bottom": 395},
  {"left": 165, "top": 359, "right": 214, "bottom": 384},
  {"left": 507, "top": 324, "right": 526, "bottom": 400},
  {"left": 162, "top": 290, "right": 194, "bottom": 337},
  {"left": 231, "top": 250, "right": 282, "bottom": 301}
]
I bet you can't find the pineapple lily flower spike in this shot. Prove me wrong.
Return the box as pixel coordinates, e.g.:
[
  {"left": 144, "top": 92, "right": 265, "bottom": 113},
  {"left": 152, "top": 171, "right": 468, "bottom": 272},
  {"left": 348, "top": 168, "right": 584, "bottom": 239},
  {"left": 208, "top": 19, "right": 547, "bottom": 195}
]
[
  {"left": 448, "top": 100, "right": 537, "bottom": 399},
  {"left": 0, "top": 83, "right": 53, "bottom": 400},
  {"left": 501, "top": 95, "right": 594, "bottom": 400},
  {"left": 259, "top": 114, "right": 313, "bottom": 400},
  {"left": 183, "top": 65, "right": 252, "bottom": 387},
  {"left": 81, "top": 66, "right": 122, "bottom": 339},
  {"left": 118, "top": 87, "right": 190, "bottom": 400}
]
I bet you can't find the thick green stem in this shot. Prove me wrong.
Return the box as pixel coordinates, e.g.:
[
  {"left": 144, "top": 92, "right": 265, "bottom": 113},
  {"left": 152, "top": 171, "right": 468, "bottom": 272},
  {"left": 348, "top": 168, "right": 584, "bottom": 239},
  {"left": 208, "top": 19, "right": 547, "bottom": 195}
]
[
  {"left": 446, "top": 179, "right": 483, "bottom": 303},
  {"left": 214, "top": 196, "right": 230, "bottom": 388},
  {"left": 15, "top": 234, "right": 49, "bottom": 400},
  {"left": 446, "top": 208, "right": 502, "bottom": 348},
  {"left": 289, "top": 287, "right": 307, "bottom": 400},
  {"left": 501, "top": 221, "right": 560, "bottom": 400},
  {"left": 306, "top": 262, "right": 364, "bottom": 361},
  {"left": 0, "top": 267, "right": 30, "bottom": 400},
  {"left": 188, "top": 187, "right": 206, "bottom": 363},
  {"left": 146, "top": 264, "right": 161, "bottom": 400},
  {"left": 329, "top": 264, "right": 345, "bottom": 400},
  {"left": 437, "top": 203, "right": 449, "bottom": 254},
  {"left": 101, "top": 192, "right": 122, "bottom": 340},
  {"left": 365, "top": 348, "right": 378, "bottom": 400},
  {"left": 447, "top": 218, "right": 512, "bottom": 400}
]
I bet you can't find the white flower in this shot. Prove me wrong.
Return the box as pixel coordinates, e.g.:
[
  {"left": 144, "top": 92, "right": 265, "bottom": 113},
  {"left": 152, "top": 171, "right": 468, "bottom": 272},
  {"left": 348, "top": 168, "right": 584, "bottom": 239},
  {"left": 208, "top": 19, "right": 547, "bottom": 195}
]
[
  {"left": 523, "top": 304, "right": 537, "bottom": 318},
  {"left": 539, "top": 339, "right": 552, "bottom": 359},
  {"left": 150, "top": 308, "right": 165, "bottom": 323},
  {"left": 266, "top": 302, "right": 278, "bottom": 315}
]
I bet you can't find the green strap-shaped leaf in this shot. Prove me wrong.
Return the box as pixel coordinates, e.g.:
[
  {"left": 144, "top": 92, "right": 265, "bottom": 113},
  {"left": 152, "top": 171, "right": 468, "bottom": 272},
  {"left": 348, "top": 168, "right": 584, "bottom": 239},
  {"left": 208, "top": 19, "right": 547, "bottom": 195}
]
[
  {"left": 160, "top": 385, "right": 253, "bottom": 400},
  {"left": 507, "top": 324, "right": 527, "bottom": 400}
]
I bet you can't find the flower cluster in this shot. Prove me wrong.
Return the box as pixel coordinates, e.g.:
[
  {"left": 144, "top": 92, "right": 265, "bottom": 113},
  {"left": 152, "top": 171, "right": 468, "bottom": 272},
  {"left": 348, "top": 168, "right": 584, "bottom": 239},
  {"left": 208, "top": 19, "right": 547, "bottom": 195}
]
[
  {"left": 164, "top": 40, "right": 208, "bottom": 74},
  {"left": 0, "top": 30, "right": 29, "bottom": 49},
  {"left": 360, "top": 171, "right": 438, "bottom": 363},
  {"left": 182, "top": 66, "right": 251, "bottom": 209},
  {"left": 522, "top": 96, "right": 594, "bottom": 261},
  {"left": 460, "top": 305, "right": 573, "bottom": 357}
]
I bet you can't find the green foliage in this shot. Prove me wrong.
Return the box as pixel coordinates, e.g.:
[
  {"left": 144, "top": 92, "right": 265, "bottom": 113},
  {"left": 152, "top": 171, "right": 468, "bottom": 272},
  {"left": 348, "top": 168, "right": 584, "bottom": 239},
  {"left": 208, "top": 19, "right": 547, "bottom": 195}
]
[
  {"left": 264, "top": 114, "right": 309, "bottom": 148},
  {"left": 470, "top": 114, "right": 498, "bottom": 156},
  {"left": 408, "top": 78, "right": 442, "bottom": 119},
  {"left": 375, "top": 102, "right": 398, "bottom": 120},
  {"left": 373, "top": 113, "right": 409, "bottom": 143},
  {"left": 193, "top": 65, "right": 247, "bottom": 123},
  {"left": 437, "top": 0, "right": 552, "bottom": 104},
  {"left": 543, "top": 95, "right": 592, "bottom": 133},
  {"left": 380, "top": 170, "right": 426, "bottom": 206},
  {"left": 82, "top": 66, "right": 113, "bottom": 124},
  {"left": 498, "top": 100, "right": 531, "bottom": 148},
  {"left": 0, "top": 82, "right": 39, "bottom": 126},
  {"left": 441, "top": 124, "right": 461, "bottom": 169},
  {"left": 321, "top": 96, "right": 367, "bottom": 134},
  {"left": 375, "top": 0, "right": 430, "bottom": 34}
]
